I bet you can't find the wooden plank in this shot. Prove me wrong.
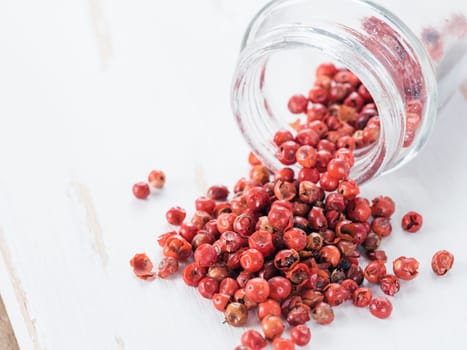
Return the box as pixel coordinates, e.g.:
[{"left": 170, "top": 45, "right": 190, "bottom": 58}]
[{"left": 0, "top": 295, "right": 19, "bottom": 350}]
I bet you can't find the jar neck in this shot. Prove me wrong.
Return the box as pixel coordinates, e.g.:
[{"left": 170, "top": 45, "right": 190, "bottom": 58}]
[{"left": 231, "top": 0, "right": 438, "bottom": 183}]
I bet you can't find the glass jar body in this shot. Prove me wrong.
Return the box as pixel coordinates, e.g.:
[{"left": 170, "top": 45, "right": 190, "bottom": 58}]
[{"left": 231, "top": 0, "right": 466, "bottom": 183}]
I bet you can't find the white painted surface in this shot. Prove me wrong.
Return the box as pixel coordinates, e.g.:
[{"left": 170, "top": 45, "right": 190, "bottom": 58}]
[{"left": 0, "top": 1, "right": 466, "bottom": 349}]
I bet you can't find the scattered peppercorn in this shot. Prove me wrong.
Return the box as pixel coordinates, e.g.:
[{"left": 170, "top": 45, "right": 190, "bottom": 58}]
[
  {"left": 132, "top": 182, "right": 150, "bottom": 199},
  {"left": 401, "top": 211, "right": 423, "bottom": 232},
  {"left": 431, "top": 250, "right": 454, "bottom": 276}
]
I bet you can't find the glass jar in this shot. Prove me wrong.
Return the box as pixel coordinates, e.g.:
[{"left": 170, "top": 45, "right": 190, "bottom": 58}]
[{"left": 231, "top": 0, "right": 467, "bottom": 183}]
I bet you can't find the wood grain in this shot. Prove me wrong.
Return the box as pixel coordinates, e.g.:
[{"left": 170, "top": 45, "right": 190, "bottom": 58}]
[{"left": 0, "top": 295, "right": 19, "bottom": 350}]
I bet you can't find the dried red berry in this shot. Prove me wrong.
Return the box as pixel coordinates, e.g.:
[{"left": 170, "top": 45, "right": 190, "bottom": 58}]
[
  {"left": 432, "top": 250, "right": 454, "bottom": 276},
  {"left": 245, "top": 277, "right": 270, "bottom": 303},
  {"left": 311, "top": 302, "right": 334, "bottom": 325},
  {"left": 148, "top": 170, "right": 165, "bottom": 189},
  {"left": 288, "top": 94, "right": 309, "bottom": 114},
  {"left": 157, "top": 256, "right": 178, "bottom": 279},
  {"left": 393, "top": 256, "right": 419, "bottom": 280},
  {"left": 352, "top": 287, "right": 372, "bottom": 307},
  {"left": 132, "top": 182, "right": 150, "bottom": 199},
  {"left": 290, "top": 324, "right": 311, "bottom": 346},
  {"left": 401, "top": 211, "right": 423, "bottom": 233},
  {"left": 262, "top": 315, "right": 285, "bottom": 340},
  {"left": 130, "top": 253, "right": 156, "bottom": 280},
  {"left": 268, "top": 276, "right": 292, "bottom": 301},
  {"left": 369, "top": 296, "right": 392, "bottom": 319},
  {"left": 225, "top": 302, "right": 248, "bottom": 327},
  {"left": 166, "top": 206, "right": 186, "bottom": 226},
  {"left": 207, "top": 185, "right": 229, "bottom": 201},
  {"left": 379, "top": 274, "right": 400, "bottom": 296}
]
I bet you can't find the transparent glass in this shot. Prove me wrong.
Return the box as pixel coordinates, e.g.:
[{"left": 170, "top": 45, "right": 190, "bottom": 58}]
[{"left": 231, "top": 0, "right": 467, "bottom": 183}]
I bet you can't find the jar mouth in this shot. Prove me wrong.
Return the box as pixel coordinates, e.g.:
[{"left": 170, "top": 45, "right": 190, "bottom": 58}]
[{"left": 231, "top": 0, "right": 438, "bottom": 184}]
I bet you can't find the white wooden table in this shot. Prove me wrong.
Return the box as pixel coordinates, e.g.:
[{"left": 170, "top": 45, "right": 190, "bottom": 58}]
[{"left": 1, "top": 1, "right": 466, "bottom": 349}]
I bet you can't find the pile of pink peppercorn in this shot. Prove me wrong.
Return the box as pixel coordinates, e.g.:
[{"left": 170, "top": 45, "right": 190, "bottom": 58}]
[{"left": 130, "top": 63, "right": 454, "bottom": 350}]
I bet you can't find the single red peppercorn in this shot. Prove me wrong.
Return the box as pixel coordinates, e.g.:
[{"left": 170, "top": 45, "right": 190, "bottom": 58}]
[
  {"left": 132, "top": 182, "right": 150, "bottom": 199},
  {"left": 295, "top": 145, "right": 317, "bottom": 168},
  {"left": 163, "top": 235, "right": 192, "bottom": 261},
  {"left": 308, "top": 85, "right": 329, "bottom": 104},
  {"left": 364, "top": 260, "right": 387, "bottom": 283},
  {"left": 283, "top": 228, "right": 307, "bottom": 251},
  {"left": 286, "top": 263, "right": 310, "bottom": 286},
  {"left": 250, "top": 165, "right": 270, "bottom": 185},
  {"left": 371, "top": 217, "right": 393, "bottom": 237},
  {"left": 240, "top": 248, "right": 265, "bottom": 273},
  {"left": 308, "top": 207, "right": 328, "bottom": 230},
  {"left": 225, "top": 302, "right": 248, "bottom": 327},
  {"left": 268, "top": 276, "right": 292, "bottom": 301},
  {"left": 262, "top": 315, "right": 285, "bottom": 340},
  {"left": 346, "top": 197, "right": 371, "bottom": 222},
  {"left": 306, "top": 103, "right": 328, "bottom": 122},
  {"left": 393, "top": 256, "right": 419, "bottom": 280},
  {"left": 194, "top": 243, "right": 218, "bottom": 267},
  {"left": 247, "top": 187, "right": 271, "bottom": 212},
  {"left": 286, "top": 303, "right": 311, "bottom": 326},
  {"left": 157, "top": 256, "right": 178, "bottom": 279},
  {"left": 248, "top": 151, "right": 262, "bottom": 166},
  {"left": 148, "top": 170, "right": 166, "bottom": 189},
  {"left": 290, "top": 324, "right": 311, "bottom": 346},
  {"left": 274, "top": 130, "right": 295, "bottom": 147},
  {"left": 219, "top": 277, "right": 239, "bottom": 296},
  {"left": 371, "top": 196, "right": 395, "bottom": 218},
  {"left": 130, "top": 253, "right": 156, "bottom": 280},
  {"left": 352, "top": 287, "right": 372, "bottom": 307},
  {"left": 369, "top": 296, "right": 392, "bottom": 319},
  {"left": 319, "top": 172, "right": 339, "bottom": 192},
  {"left": 297, "top": 167, "right": 320, "bottom": 183},
  {"left": 380, "top": 274, "right": 400, "bottom": 296},
  {"left": 274, "top": 249, "right": 300, "bottom": 271},
  {"left": 245, "top": 277, "right": 270, "bottom": 303},
  {"left": 327, "top": 159, "right": 350, "bottom": 180},
  {"left": 197, "top": 277, "right": 219, "bottom": 299},
  {"left": 268, "top": 205, "right": 293, "bottom": 232},
  {"left": 274, "top": 167, "right": 295, "bottom": 182},
  {"left": 432, "top": 250, "right": 454, "bottom": 276},
  {"left": 288, "top": 94, "right": 309, "bottom": 114},
  {"left": 277, "top": 141, "right": 300, "bottom": 165},
  {"left": 166, "top": 206, "right": 187, "bottom": 226},
  {"left": 311, "top": 302, "right": 334, "bottom": 325},
  {"left": 338, "top": 179, "right": 360, "bottom": 200},
  {"left": 248, "top": 230, "right": 275, "bottom": 257},
  {"left": 195, "top": 196, "right": 216, "bottom": 214},
  {"left": 401, "top": 211, "right": 423, "bottom": 233},
  {"left": 207, "top": 185, "right": 229, "bottom": 201},
  {"left": 182, "top": 263, "right": 206, "bottom": 287},
  {"left": 241, "top": 329, "right": 267, "bottom": 350},
  {"left": 274, "top": 180, "right": 297, "bottom": 201},
  {"left": 257, "top": 299, "right": 282, "bottom": 320},
  {"left": 191, "top": 210, "right": 212, "bottom": 229},
  {"left": 212, "top": 293, "right": 230, "bottom": 311},
  {"left": 319, "top": 245, "right": 341, "bottom": 267}
]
